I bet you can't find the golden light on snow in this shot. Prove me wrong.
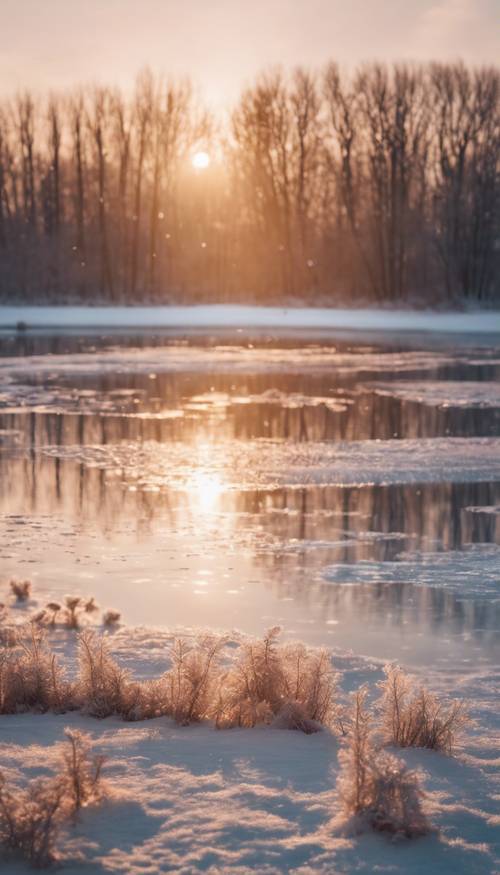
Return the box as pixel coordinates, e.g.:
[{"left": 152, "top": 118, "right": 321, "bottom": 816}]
[{"left": 192, "top": 151, "right": 210, "bottom": 170}]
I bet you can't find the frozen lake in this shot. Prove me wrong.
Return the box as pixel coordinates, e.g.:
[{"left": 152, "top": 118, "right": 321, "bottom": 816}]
[{"left": 1, "top": 327, "right": 499, "bottom": 668}]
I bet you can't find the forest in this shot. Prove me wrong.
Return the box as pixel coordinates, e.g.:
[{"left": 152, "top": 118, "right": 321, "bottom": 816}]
[{"left": 0, "top": 61, "right": 498, "bottom": 306}]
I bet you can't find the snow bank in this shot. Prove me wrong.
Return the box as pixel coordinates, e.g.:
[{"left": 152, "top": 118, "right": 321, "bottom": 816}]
[{"left": 1, "top": 304, "right": 500, "bottom": 334}]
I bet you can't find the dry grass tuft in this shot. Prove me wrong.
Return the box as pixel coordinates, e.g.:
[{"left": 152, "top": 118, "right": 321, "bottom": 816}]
[
  {"left": 165, "top": 635, "right": 225, "bottom": 725},
  {"left": 0, "top": 625, "right": 69, "bottom": 714},
  {"left": 378, "top": 665, "right": 469, "bottom": 754},
  {"left": 0, "top": 730, "right": 106, "bottom": 867},
  {"left": 337, "top": 687, "right": 430, "bottom": 838},
  {"left": 9, "top": 579, "right": 32, "bottom": 603},
  {"left": 214, "top": 627, "right": 338, "bottom": 730},
  {"left": 77, "top": 631, "right": 130, "bottom": 718},
  {"left": 60, "top": 729, "right": 106, "bottom": 815},
  {"left": 102, "top": 610, "right": 121, "bottom": 627}
]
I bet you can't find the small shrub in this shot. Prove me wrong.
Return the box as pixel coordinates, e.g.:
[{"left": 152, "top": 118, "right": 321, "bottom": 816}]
[
  {"left": 64, "top": 597, "right": 82, "bottom": 630},
  {"left": 102, "top": 610, "right": 121, "bottom": 628},
  {"left": 214, "top": 628, "right": 338, "bottom": 731},
  {"left": 0, "top": 625, "right": 69, "bottom": 714},
  {"left": 165, "top": 636, "right": 224, "bottom": 725},
  {"left": 271, "top": 701, "right": 321, "bottom": 734},
  {"left": 62, "top": 596, "right": 100, "bottom": 630},
  {"left": 337, "top": 687, "right": 430, "bottom": 838},
  {"left": 0, "top": 731, "right": 108, "bottom": 867},
  {"left": 84, "top": 598, "right": 98, "bottom": 615},
  {"left": 32, "top": 610, "right": 48, "bottom": 626},
  {"left": 0, "top": 771, "right": 68, "bottom": 867},
  {"left": 9, "top": 579, "right": 32, "bottom": 603},
  {"left": 367, "top": 752, "right": 429, "bottom": 838},
  {"left": 282, "top": 642, "right": 337, "bottom": 725},
  {"left": 60, "top": 729, "right": 105, "bottom": 815},
  {"left": 0, "top": 626, "right": 18, "bottom": 648},
  {"left": 121, "top": 677, "right": 167, "bottom": 721},
  {"left": 77, "top": 631, "right": 130, "bottom": 717},
  {"left": 378, "top": 665, "right": 469, "bottom": 754},
  {"left": 46, "top": 603, "right": 62, "bottom": 626}
]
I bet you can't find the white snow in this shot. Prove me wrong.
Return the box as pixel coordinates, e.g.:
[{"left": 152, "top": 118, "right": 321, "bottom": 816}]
[
  {"left": 1, "top": 304, "right": 500, "bottom": 334},
  {"left": 0, "top": 625, "right": 498, "bottom": 874}
]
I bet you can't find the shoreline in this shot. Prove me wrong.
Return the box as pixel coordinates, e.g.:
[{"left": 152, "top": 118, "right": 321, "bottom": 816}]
[{"left": 1, "top": 304, "right": 500, "bottom": 334}]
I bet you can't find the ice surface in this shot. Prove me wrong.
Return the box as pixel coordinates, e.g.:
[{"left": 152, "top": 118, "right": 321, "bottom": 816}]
[
  {"left": 371, "top": 380, "right": 500, "bottom": 408},
  {"left": 324, "top": 544, "right": 500, "bottom": 599},
  {"left": 38, "top": 436, "right": 500, "bottom": 490},
  {"left": 0, "top": 344, "right": 463, "bottom": 379}
]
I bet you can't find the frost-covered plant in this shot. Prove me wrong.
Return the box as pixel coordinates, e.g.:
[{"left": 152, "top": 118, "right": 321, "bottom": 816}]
[
  {"left": 32, "top": 610, "right": 48, "bottom": 626},
  {"left": 271, "top": 700, "right": 320, "bottom": 733},
  {"left": 46, "top": 603, "right": 62, "bottom": 626},
  {"left": 281, "top": 643, "right": 337, "bottom": 726},
  {"left": 9, "top": 579, "right": 32, "bottom": 603},
  {"left": 59, "top": 729, "right": 105, "bottom": 815},
  {"left": 84, "top": 598, "right": 98, "bottom": 615},
  {"left": 62, "top": 596, "right": 100, "bottom": 630},
  {"left": 0, "top": 626, "right": 18, "bottom": 648},
  {"left": 367, "top": 752, "right": 429, "bottom": 838},
  {"left": 215, "top": 628, "right": 337, "bottom": 731},
  {"left": 63, "top": 597, "right": 83, "bottom": 630},
  {"left": 164, "top": 636, "right": 224, "bottom": 725},
  {"left": 214, "top": 626, "right": 283, "bottom": 728},
  {"left": 0, "top": 626, "right": 68, "bottom": 714},
  {"left": 121, "top": 677, "right": 167, "bottom": 721},
  {"left": 0, "top": 731, "right": 107, "bottom": 867},
  {"left": 378, "top": 665, "right": 469, "bottom": 754},
  {"left": 337, "top": 687, "right": 429, "bottom": 838},
  {"left": 102, "top": 610, "right": 121, "bottom": 628},
  {"left": 77, "top": 631, "right": 130, "bottom": 717},
  {"left": 0, "top": 771, "right": 68, "bottom": 867}
]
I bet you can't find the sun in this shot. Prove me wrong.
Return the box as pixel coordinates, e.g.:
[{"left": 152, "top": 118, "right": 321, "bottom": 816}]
[{"left": 192, "top": 151, "right": 210, "bottom": 170}]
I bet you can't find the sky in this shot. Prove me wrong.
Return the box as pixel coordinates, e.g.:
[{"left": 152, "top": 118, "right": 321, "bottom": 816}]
[{"left": 0, "top": 0, "right": 498, "bottom": 107}]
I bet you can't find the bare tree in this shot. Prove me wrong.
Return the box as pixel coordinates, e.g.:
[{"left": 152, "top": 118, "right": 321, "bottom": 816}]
[{"left": 87, "top": 88, "right": 114, "bottom": 298}]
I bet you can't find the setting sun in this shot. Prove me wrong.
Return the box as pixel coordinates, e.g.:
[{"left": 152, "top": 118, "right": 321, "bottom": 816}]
[{"left": 192, "top": 150, "right": 210, "bottom": 169}]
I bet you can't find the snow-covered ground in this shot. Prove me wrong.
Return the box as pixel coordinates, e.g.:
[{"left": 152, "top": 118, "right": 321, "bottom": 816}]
[
  {"left": 0, "top": 612, "right": 498, "bottom": 875},
  {"left": 1, "top": 304, "right": 500, "bottom": 334}
]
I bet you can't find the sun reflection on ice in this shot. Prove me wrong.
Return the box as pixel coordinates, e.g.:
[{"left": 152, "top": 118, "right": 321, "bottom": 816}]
[{"left": 188, "top": 470, "right": 224, "bottom": 513}]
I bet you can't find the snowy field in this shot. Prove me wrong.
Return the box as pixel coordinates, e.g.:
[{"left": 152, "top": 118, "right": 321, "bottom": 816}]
[
  {"left": 1, "top": 304, "right": 500, "bottom": 334},
  {"left": 0, "top": 604, "right": 498, "bottom": 875}
]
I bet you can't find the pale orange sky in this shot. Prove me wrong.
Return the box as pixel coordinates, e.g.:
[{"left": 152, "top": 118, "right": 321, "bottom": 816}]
[{"left": 1, "top": 0, "right": 498, "bottom": 106}]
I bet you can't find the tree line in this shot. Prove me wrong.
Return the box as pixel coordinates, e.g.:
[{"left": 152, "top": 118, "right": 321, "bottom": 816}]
[{"left": 0, "top": 62, "right": 498, "bottom": 305}]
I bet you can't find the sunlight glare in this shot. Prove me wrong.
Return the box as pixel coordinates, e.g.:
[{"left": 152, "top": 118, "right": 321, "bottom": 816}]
[
  {"left": 189, "top": 471, "right": 223, "bottom": 512},
  {"left": 192, "top": 151, "right": 210, "bottom": 170}
]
